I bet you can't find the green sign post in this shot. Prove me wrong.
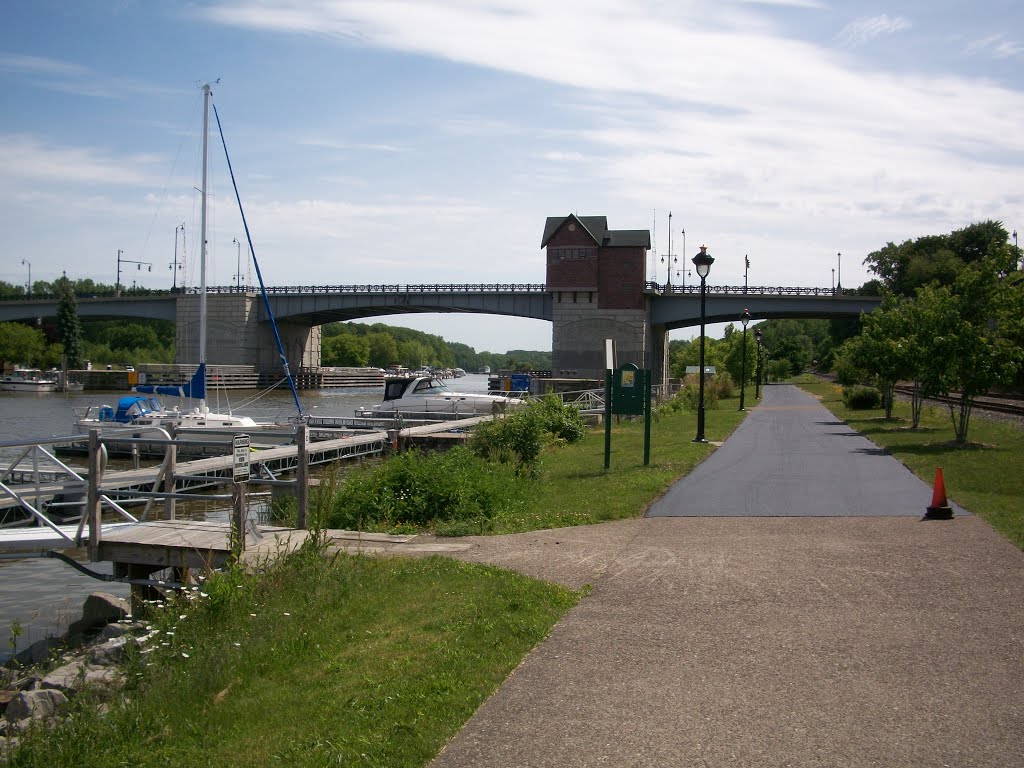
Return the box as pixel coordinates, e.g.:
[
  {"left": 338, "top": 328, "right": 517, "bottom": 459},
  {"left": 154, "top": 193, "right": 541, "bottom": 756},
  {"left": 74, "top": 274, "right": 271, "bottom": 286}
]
[{"left": 604, "top": 364, "right": 653, "bottom": 469}]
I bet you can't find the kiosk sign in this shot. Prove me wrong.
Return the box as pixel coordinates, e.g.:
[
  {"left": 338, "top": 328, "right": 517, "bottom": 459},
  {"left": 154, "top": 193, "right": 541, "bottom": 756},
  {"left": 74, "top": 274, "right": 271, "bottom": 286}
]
[{"left": 232, "top": 434, "right": 250, "bottom": 483}]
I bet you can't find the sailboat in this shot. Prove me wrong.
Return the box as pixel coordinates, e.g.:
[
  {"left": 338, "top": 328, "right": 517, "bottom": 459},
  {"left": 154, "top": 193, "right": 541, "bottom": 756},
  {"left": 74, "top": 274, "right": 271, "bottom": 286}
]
[{"left": 75, "top": 84, "right": 295, "bottom": 435}]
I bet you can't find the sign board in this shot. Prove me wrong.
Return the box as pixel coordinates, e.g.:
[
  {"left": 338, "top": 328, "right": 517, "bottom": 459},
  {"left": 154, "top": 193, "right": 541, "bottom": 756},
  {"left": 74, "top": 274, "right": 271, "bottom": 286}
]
[
  {"left": 612, "top": 363, "right": 644, "bottom": 416},
  {"left": 232, "top": 434, "right": 250, "bottom": 483},
  {"left": 605, "top": 338, "right": 616, "bottom": 371}
]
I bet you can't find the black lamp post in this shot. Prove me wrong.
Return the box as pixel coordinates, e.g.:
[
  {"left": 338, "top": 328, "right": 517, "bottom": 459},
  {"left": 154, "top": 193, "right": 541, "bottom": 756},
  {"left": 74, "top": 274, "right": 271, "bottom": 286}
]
[
  {"left": 755, "top": 328, "right": 763, "bottom": 400},
  {"left": 692, "top": 245, "right": 714, "bottom": 442},
  {"left": 739, "top": 307, "right": 750, "bottom": 410}
]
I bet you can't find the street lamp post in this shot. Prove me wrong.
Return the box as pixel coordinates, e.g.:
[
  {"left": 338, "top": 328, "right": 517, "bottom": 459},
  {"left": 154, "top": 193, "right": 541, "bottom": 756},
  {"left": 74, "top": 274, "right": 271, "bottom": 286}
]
[
  {"left": 836, "top": 251, "right": 842, "bottom": 292},
  {"left": 660, "top": 212, "right": 677, "bottom": 290},
  {"left": 170, "top": 223, "right": 185, "bottom": 290},
  {"left": 1014, "top": 230, "right": 1019, "bottom": 269},
  {"left": 117, "top": 249, "right": 153, "bottom": 297},
  {"left": 744, "top": 254, "right": 749, "bottom": 293},
  {"left": 831, "top": 268, "right": 835, "bottom": 293},
  {"left": 739, "top": 308, "right": 750, "bottom": 411},
  {"left": 692, "top": 244, "right": 715, "bottom": 443},
  {"left": 232, "top": 237, "right": 242, "bottom": 290},
  {"left": 20, "top": 259, "right": 31, "bottom": 298},
  {"left": 755, "top": 328, "right": 763, "bottom": 400},
  {"left": 681, "top": 228, "right": 686, "bottom": 289}
]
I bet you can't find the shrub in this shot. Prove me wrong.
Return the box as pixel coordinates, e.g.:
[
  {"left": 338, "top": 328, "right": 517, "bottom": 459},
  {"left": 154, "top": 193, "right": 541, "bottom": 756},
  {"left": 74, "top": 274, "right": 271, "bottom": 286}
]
[
  {"left": 834, "top": 354, "right": 867, "bottom": 386},
  {"left": 324, "top": 446, "right": 524, "bottom": 531},
  {"left": 842, "top": 385, "right": 882, "bottom": 410},
  {"left": 675, "top": 376, "right": 719, "bottom": 412},
  {"left": 470, "top": 397, "right": 587, "bottom": 474},
  {"left": 713, "top": 372, "right": 734, "bottom": 400},
  {"left": 528, "top": 395, "right": 587, "bottom": 444}
]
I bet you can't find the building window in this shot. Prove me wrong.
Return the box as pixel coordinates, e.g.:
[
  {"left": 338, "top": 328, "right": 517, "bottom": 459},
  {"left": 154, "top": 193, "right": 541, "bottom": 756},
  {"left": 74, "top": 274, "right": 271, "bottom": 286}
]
[{"left": 549, "top": 247, "right": 596, "bottom": 262}]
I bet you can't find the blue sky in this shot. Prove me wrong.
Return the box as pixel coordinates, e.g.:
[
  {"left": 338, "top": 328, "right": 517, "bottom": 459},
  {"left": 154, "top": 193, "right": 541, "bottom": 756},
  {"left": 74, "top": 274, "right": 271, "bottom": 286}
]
[{"left": 2, "top": 1, "right": 1022, "bottom": 352}]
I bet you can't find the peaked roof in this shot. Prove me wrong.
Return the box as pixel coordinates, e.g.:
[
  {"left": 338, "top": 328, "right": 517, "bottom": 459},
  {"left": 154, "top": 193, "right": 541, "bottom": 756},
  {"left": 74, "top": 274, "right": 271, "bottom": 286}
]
[{"left": 541, "top": 214, "right": 650, "bottom": 249}]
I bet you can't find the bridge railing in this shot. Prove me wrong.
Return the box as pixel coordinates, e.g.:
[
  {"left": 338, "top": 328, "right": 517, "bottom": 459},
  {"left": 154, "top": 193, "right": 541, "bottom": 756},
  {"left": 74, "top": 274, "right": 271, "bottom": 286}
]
[
  {"left": 644, "top": 282, "right": 854, "bottom": 297},
  {"left": 196, "top": 283, "right": 550, "bottom": 295}
]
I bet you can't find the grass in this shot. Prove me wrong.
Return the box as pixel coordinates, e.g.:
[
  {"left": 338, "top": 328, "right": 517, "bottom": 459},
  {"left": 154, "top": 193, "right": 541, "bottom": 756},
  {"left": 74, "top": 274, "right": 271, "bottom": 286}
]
[
  {"left": 797, "top": 379, "right": 1024, "bottom": 550},
  {"left": 7, "top": 397, "right": 749, "bottom": 766},
  {"left": 9, "top": 543, "right": 579, "bottom": 768},
  {"left": 487, "top": 397, "right": 749, "bottom": 533}
]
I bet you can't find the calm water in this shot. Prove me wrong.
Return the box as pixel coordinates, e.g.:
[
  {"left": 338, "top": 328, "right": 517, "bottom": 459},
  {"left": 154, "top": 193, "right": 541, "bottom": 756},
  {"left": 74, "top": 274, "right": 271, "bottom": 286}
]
[{"left": 0, "top": 374, "right": 491, "bottom": 658}]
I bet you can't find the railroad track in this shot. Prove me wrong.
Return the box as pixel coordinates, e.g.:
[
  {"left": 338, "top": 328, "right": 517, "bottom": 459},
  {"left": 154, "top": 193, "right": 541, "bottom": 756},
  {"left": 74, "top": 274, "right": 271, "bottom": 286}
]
[{"left": 891, "top": 385, "right": 1024, "bottom": 418}]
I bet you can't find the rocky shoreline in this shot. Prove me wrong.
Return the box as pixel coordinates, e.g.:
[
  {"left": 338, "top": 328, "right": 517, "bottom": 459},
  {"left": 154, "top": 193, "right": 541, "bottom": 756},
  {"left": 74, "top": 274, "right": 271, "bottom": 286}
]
[{"left": 1, "top": 592, "right": 151, "bottom": 760}]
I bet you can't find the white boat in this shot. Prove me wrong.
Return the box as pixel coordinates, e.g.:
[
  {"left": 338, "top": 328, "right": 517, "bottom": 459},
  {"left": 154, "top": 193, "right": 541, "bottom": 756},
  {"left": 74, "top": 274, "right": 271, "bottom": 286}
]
[
  {"left": 1, "top": 368, "right": 59, "bottom": 393},
  {"left": 361, "top": 376, "right": 523, "bottom": 416},
  {"left": 75, "top": 84, "right": 293, "bottom": 435}
]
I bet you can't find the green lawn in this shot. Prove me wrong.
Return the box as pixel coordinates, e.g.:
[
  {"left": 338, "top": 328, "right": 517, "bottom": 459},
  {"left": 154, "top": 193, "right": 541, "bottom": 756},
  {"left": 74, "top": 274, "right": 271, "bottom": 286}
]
[
  {"left": 9, "top": 550, "right": 579, "bottom": 768},
  {"left": 798, "top": 379, "right": 1024, "bottom": 550}
]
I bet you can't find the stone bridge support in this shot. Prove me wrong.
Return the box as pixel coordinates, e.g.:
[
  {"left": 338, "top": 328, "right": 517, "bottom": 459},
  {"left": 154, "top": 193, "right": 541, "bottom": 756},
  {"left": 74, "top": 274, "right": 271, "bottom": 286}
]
[{"left": 175, "top": 293, "right": 320, "bottom": 375}]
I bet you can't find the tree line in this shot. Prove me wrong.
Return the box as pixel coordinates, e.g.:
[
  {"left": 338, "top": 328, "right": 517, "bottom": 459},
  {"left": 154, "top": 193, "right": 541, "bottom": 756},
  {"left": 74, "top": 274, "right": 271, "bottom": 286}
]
[{"left": 321, "top": 322, "right": 551, "bottom": 372}]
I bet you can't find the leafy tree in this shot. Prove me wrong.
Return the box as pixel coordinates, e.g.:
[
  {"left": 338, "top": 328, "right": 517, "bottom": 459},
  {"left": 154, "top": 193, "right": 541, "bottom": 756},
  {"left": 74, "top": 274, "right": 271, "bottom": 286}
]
[
  {"left": 55, "top": 278, "right": 85, "bottom": 369},
  {"left": 322, "top": 333, "right": 370, "bottom": 366},
  {"left": 0, "top": 322, "right": 47, "bottom": 366},
  {"left": 840, "top": 295, "right": 919, "bottom": 420},
  {"left": 913, "top": 260, "right": 1021, "bottom": 443},
  {"left": 366, "top": 332, "right": 399, "bottom": 368},
  {"left": 864, "top": 220, "right": 1011, "bottom": 296}
]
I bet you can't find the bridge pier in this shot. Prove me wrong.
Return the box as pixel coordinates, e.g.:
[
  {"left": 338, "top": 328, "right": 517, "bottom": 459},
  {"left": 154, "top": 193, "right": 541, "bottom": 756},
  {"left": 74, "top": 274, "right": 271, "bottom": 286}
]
[{"left": 175, "top": 293, "right": 320, "bottom": 377}]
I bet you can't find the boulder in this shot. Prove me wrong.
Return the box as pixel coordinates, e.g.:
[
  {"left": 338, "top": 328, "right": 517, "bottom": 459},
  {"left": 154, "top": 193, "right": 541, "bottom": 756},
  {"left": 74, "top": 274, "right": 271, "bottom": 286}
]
[
  {"left": 4, "top": 688, "right": 67, "bottom": 723},
  {"left": 12, "top": 636, "right": 63, "bottom": 667},
  {"left": 88, "top": 636, "right": 130, "bottom": 666},
  {"left": 39, "top": 659, "right": 87, "bottom": 693},
  {"left": 66, "top": 592, "right": 130, "bottom": 644}
]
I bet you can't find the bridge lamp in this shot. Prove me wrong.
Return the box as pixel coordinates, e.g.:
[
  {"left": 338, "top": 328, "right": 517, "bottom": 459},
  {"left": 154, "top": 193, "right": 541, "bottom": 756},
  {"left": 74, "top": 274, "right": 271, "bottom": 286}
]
[
  {"left": 21, "top": 259, "right": 31, "bottom": 298},
  {"left": 692, "top": 245, "right": 714, "bottom": 443},
  {"left": 739, "top": 308, "right": 750, "bottom": 411}
]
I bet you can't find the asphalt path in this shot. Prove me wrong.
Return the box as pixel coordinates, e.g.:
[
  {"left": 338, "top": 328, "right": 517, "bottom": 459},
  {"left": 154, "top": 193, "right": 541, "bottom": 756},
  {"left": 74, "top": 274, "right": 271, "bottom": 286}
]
[
  {"left": 648, "top": 384, "right": 965, "bottom": 518},
  {"left": 426, "top": 384, "right": 1023, "bottom": 767}
]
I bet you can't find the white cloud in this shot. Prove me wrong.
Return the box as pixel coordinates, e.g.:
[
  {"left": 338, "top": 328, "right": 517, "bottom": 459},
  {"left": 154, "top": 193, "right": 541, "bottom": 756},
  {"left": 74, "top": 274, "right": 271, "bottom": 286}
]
[
  {"left": 837, "top": 15, "right": 911, "bottom": 48},
  {"left": 0, "top": 134, "right": 163, "bottom": 186},
  {"left": 965, "top": 34, "right": 1024, "bottom": 60}
]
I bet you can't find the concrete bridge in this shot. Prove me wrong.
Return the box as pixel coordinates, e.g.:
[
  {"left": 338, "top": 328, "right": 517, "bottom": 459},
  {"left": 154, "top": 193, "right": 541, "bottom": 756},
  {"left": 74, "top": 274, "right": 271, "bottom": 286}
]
[
  {"left": 0, "top": 214, "right": 882, "bottom": 387},
  {"left": 0, "top": 282, "right": 878, "bottom": 383}
]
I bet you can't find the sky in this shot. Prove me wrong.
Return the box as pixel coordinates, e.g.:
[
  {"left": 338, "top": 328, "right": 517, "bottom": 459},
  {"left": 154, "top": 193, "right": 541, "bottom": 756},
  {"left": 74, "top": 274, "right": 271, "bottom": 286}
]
[{"left": 2, "top": 1, "right": 1022, "bottom": 352}]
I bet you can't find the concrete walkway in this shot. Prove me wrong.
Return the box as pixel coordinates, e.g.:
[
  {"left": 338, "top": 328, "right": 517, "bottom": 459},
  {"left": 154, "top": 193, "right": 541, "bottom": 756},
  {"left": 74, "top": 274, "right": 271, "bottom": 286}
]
[{"left": 429, "top": 386, "right": 1024, "bottom": 767}]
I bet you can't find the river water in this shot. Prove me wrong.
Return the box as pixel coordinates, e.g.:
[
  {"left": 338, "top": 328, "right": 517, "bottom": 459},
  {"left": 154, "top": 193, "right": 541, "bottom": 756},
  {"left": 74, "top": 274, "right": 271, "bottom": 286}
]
[{"left": 0, "top": 374, "right": 491, "bottom": 659}]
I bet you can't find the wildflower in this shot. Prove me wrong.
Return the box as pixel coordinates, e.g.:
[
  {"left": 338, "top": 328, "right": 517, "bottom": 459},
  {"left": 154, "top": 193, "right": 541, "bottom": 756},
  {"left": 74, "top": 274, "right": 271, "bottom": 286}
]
[
  {"left": 182, "top": 652, "right": 189, "bottom": 659},
  {"left": 179, "top": 614, "right": 187, "bottom": 619}
]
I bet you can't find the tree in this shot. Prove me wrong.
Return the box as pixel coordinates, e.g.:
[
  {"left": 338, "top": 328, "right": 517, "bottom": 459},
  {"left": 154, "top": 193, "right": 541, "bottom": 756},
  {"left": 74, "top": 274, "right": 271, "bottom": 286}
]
[
  {"left": 366, "top": 332, "right": 400, "bottom": 368},
  {"left": 55, "top": 277, "right": 85, "bottom": 369},
  {"left": 914, "top": 260, "right": 1021, "bottom": 443},
  {"left": 840, "top": 295, "right": 919, "bottom": 420},
  {"left": 864, "top": 221, "right": 1011, "bottom": 296},
  {"left": 0, "top": 322, "right": 47, "bottom": 366},
  {"left": 322, "top": 333, "right": 370, "bottom": 366}
]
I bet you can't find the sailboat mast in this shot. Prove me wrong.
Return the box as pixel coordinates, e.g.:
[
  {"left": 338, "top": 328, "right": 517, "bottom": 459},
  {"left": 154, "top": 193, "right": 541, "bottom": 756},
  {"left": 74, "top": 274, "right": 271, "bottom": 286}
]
[{"left": 198, "top": 83, "right": 211, "bottom": 412}]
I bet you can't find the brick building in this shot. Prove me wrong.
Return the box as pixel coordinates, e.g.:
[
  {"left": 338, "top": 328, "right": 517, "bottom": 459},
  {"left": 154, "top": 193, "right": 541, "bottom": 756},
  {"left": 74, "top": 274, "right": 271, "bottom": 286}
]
[{"left": 542, "top": 214, "right": 665, "bottom": 383}]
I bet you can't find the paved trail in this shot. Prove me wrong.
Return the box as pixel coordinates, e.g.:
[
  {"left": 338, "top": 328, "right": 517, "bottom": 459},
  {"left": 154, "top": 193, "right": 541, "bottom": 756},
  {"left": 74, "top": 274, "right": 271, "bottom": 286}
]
[{"left": 427, "top": 386, "right": 1022, "bottom": 767}]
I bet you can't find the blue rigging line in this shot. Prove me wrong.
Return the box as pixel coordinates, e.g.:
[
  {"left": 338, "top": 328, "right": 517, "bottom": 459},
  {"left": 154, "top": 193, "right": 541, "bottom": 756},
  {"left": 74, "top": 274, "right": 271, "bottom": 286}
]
[{"left": 212, "top": 101, "right": 303, "bottom": 418}]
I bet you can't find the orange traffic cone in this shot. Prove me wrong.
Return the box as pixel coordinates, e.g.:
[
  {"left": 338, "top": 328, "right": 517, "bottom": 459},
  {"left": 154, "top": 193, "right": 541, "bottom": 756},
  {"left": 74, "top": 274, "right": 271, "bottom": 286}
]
[{"left": 925, "top": 467, "right": 953, "bottom": 520}]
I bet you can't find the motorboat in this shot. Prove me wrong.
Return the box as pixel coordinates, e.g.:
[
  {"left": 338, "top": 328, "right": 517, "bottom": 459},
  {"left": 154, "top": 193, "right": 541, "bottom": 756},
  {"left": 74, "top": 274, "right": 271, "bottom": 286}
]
[
  {"left": 362, "top": 376, "right": 524, "bottom": 416},
  {"left": 1, "top": 368, "right": 59, "bottom": 393},
  {"left": 75, "top": 393, "right": 259, "bottom": 433}
]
